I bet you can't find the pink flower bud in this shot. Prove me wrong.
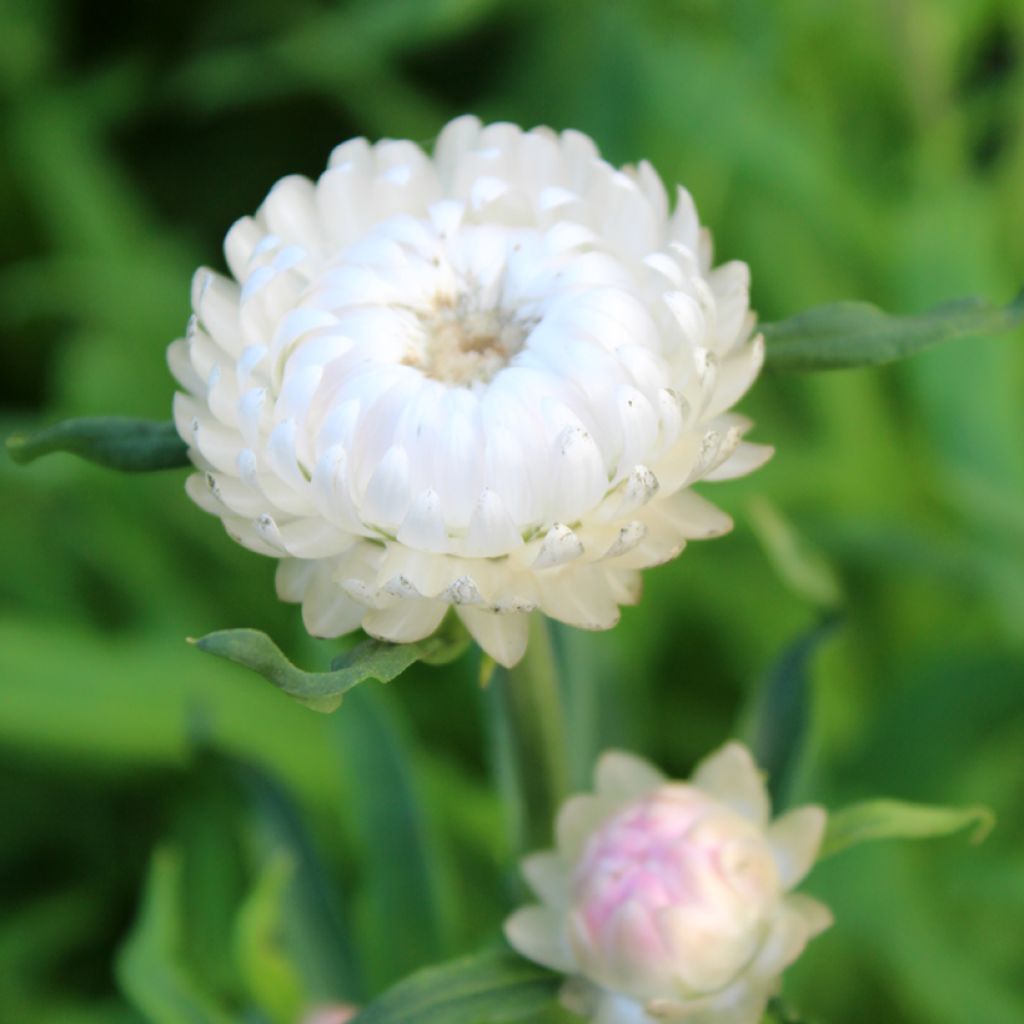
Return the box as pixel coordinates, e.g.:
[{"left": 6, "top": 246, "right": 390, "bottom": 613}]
[
  {"left": 302, "top": 1005, "right": 358, "bottom": 1024},
  {"left": 505, "top": 743, "right": 831, "bottom": 1024}
]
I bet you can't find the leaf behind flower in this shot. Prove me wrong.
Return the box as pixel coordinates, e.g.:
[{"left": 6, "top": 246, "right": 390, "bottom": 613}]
[
  {"left": 821, "top": 798, "right": 995, "bottom": 859},
  {"left": 6, "top": 416, "right": 189, "bottom": 471},
  {"left": 762, "top": 290, "right": 1024, "bottom": 372}
]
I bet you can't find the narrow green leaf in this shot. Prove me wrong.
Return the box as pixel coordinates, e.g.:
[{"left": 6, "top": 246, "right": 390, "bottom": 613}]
[
  {"left": 216, "top": 752, "right": 360, "bottom": 1001},
  {"left": 233, "top": 855, "right": 305, "bottom": 1024},
  {"left": 762, "top": 290, "right": 1024, "bottom": 372},
  {"left": 115, "top": 849, "right": 234, "bottom": 1024},
  {"left": 6, "top": 417, "right": 189, "bottom": 471},
  {"left": 748, "top": 497, "right": 843, "bottom": 609},
  {"left": 333, "top": 687, "right": 443, "bottom": 990},
  {"left": 350, "top": 949, "right": 559, "bottom": 1024},
  {"left": 746, "top": 615, "right": 840, "bottom": 808},
  {"left": 820, "top": 799, "right": 995, "bottom": 859},
  {"left": 193, "top": 623, "right": 469, "bottom": 713}
]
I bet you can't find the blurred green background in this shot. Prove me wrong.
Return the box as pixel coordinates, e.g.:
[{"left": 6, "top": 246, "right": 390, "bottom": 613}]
[{"left": 2, "top": 0, "right": 1023, "bottom": 1021}]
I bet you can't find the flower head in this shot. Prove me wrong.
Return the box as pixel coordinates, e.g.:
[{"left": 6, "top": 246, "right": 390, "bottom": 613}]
[
  {"left": 169, "top": 116, "right": 769, "bottom": 666},
  {"left": 504, "top": 743, "right": 831, "bottom": 1024}
]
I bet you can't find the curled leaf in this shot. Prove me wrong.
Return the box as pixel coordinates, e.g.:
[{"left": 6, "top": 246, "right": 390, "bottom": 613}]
[
  {"left": 193, "top": 622, "right": 470, "bottom": 713},
  {"left": 6, "top": 416, "right": 189, "bottom": 471},
  {"left": 762, "top": 290, "right": 1024, "bottom": 372},
  {"left": 820, "top": 798, "right": 995, "bottom": 859}
]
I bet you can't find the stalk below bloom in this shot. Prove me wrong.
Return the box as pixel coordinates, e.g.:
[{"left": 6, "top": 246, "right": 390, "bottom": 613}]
[
  {"left": 504, "top": 743, "right": 831, "bottom": 1023},
  {"left": 169, "top": 116, "right": 770, "bottom": 666}
]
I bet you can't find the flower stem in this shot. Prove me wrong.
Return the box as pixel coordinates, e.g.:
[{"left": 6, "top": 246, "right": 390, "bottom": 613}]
[{"left": 491, "top": 614, "right": 570, "bottom": 854}]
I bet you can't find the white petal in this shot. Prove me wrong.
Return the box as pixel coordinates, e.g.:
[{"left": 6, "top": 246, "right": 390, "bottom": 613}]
[
  {"left": 503, "top": 906, "right": 576, "bottom": 973},
  {"left": 703, "top": 336, "right": 764, "bottom": 419},
  {"left": 361, "top": 445, "right": 411, "bottom": 529},
  {"left": 692, "top": 741, "right": 770, "bottom": 826},
  {"left": 703, "top": 441, "right": 774, "bottom": 482},
  {"left": 167, "top": 338, "right": 204, "bottom": 394},
  {"left": 546, "top": 425, "right": 608, "bottom": 524},
  {"left": 192, "top": 268, "right": 243, "bottom": 357},
  {"left": 259, "top": 174, "right": 322, "bottom": 255},
  {"left": 301, "top": 569, "right": 367, "bottom": 637},
  {"left": 362, "top": 598, "right": 447, "bottom": 644},
  {"left": 538, "top": 570, "right": 621, "bottom": 631},
  {"left": 767, "top": 806, "right": 827, "bottom": 888},
  {"left": 275, "top": 558, "right": 316, "bottom": 602},
  {"left": 463, "top": 489, "right": 523, "bottom": 558},
  {"left": 532, "top": 523, "right": 585, "bottom": 570},
  {"left": 751, "top": 895, "right": 833, "bottom": 978},
  {"left": 786, "top": 892, "right": 834, "bottom": 940},
  {"left": 397, "top": 490, "right": 449, "bottom": 553},
  {"left": 601, "top": 521, "right": 647, "bottom": 560},
  {"left": 594, "top": 750, "right": 665, "bottom": 803},
  {"left": 556, "top": 793, "right": 615, "bottom": 860},
  {"left": 652, "top": 489, "right": 733, "bottom": 540},
  {"left": 456, "top": 606, "right": 528, "bottom": 668},
  {"left": 520, "top": 851, "right": 570, "bottom": 907},
  {"left": 603, "top": 465, "right": 660, "bottom": 520}
]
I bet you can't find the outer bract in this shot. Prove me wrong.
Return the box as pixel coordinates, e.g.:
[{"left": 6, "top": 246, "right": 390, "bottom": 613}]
[
  {"left": 504, "top": 743, "right": 831, "bottom": 1023},
  {"left": 169, "top": 116, "right": 770, "bottom": 666}
]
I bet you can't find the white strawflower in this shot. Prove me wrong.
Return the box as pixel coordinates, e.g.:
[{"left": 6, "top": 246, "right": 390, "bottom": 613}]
[
  {"left": 169, "top": 116, "right": 769, "bottom": 666},
  {"left": 504, "top": 743, "right": 831, "bottom": 1024}
]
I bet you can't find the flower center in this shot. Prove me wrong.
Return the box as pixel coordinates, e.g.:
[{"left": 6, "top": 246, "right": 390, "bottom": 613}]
[{"left": 411, "top": 292, "right": 531, "bottom": 386}]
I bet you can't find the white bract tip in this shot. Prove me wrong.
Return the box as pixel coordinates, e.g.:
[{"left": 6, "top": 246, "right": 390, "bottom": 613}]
[
  {"left": 505, "top": 742, "right": 831, "bottom": 1024},
  {"left": 171, "top": 117, "right": 769, "bottom": 666}
]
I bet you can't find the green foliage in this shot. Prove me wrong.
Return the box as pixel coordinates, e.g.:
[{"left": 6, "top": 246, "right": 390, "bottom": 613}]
[
  {"left": 349, "top": 949, "right": 560, "bottom": 1024},
  {"left": 116, "top": 850, "right": 234, "bottom": 1024},
  {"left": 746, "top": 615, "right": 841, "bottom": 809},
  {"left": 6, "top": 417, "right": 188, "bottom": 471},
  {"left": 332, "top": 687, "right": 447, "bottom": 992},
  {"left": 762, "top": 291, "right": 1024, "bottom": 372},
  {"left": 232, "top": 856, "right": 305, "bottom": 1024},
  {"left": 821, "top": 799, "right": 995, "bottom": 859},
  {"left": 3, "top": 2, "right": 1024, "bottom": 1023},
  {"left": 194, "top": 618, "right": 471, "bottom": 712}
]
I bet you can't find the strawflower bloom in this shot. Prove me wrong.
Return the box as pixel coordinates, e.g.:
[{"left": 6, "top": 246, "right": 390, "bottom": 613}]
[
  {"left": 169, "top": 116, "right": 770, "bottom": 666},
  {"left": 505, "top": 743, "right": 831, "bottom": 1023}
]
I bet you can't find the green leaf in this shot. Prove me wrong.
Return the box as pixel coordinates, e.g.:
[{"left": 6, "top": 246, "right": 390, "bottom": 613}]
[
  {"left": 233, "top": 855, "right": 305, "bottom": 1024},
  {"left": 115, "top": 849, "right": 235, "bottom": 1024},
  {"left": 821, "top": 799, "right": 996, "bottom": 859},
  {"left": 193, "top": 621, "right": 470, "bottom": 713},
  {"left": 350, "top": 949, "right": 559, "bottom": 1024},
  {"left": 761, "top": 290, "right": 1024, "bottom": 372},
  {"left": 216, "top": 751, "right": 360, "bottom": 1001},
  {"left": 748, "top": 497, "right": 843, "bottom": 609},
  {"left": 746, "top": 615, "right": 840, "bottom": 808},
  {"left": 333, "top": 688, "right": 443, "bottom": 990},
  {"left": 6, "top": 417, "right": 189, "bottom": 471}
]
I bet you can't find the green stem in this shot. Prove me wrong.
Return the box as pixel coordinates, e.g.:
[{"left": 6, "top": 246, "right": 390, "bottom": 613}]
[{"left": 491, "top": 614, "right": 570, "bottom": 854}]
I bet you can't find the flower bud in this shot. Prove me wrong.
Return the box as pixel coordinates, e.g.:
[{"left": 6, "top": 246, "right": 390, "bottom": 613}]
[
  {"left": 505, "top": 743, "right": 831, "bottom": 1023},
  {"left": 302, "top": 1005, "right": 358, "bottom": 1024}
]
